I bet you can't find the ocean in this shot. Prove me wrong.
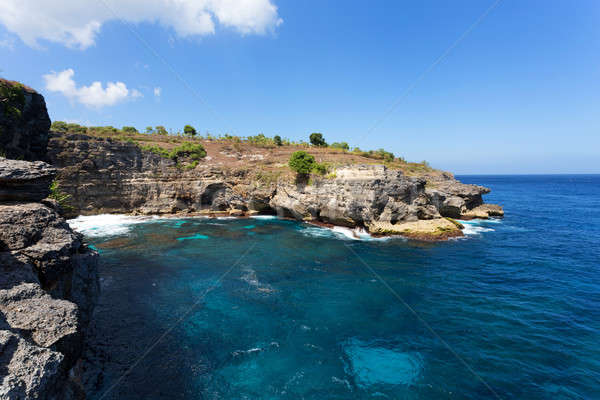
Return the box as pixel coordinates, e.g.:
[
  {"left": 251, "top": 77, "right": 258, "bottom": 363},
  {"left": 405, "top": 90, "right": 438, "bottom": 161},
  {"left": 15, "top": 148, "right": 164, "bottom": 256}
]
[{"left": 71, "top": 175, "right": 600, "bottom": 399}]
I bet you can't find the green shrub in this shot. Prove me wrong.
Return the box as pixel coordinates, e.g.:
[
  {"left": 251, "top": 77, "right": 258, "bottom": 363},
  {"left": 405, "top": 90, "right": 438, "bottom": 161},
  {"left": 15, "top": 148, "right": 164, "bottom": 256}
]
[
  {"left": 184, "top": 160, "right": 199, "bottom": 170},
  {"left": 309, "top": 132, "right": 327, "bottom": 147},
  {"left": 51, "top": 121, "right": 87, "bottom": 134},
  {"left": 247, "top": 133, "right": 275, "bottom": 147},
  {"left": 374, "top": 148, "right": 395, "bottom": 162},
  {"left": 122, "top": 126, "right": 138, "bottom": 134},
  {"left": 312, "top": 162, "right": 329, "bottom": 175},
  {"left": 140, "top": 144, "right": 170, "bottom": 158},
  {"left": 169, "top": 142, "right": 207, "bottom": 160},
  {"left": 155, "top": 125, "right": 168, "bottom": 136},
  {"left": 330, "top": 142, "right": 349, "bottom": 151},
  {"left": 289, "top": 151, "right": 316, "bottom": 174},
  {"left": 51, "top": 121, "right": 68, "bottom": 132},
  {"left": 88, "top": 126, "right": 117, "bottom": 135},
  {"left": 184, "top": 125, "right": 197, "bottom": 137},
  {"left": 273, "top": 135, "right": 282, "bottom": 146},
  {"left": 145, "top": 126, "right": 154, "bottom": 134}
]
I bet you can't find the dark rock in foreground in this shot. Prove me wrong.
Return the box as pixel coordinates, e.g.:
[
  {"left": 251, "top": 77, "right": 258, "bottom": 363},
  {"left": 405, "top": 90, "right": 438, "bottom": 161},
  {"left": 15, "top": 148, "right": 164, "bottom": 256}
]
[
  {"left": 0, "top": 160, "right": 99, "bottom": 399},
  {"left": 0, "top": 79, "right": 50, "bottom": 161},
  {"left": 0, "top": 159, "right": 56, "bottom": 202}
]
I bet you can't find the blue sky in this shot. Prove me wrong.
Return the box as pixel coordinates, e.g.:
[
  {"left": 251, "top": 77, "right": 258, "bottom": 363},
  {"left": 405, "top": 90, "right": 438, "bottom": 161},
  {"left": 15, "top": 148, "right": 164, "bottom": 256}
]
[{"left": 1, "top": 0, "right": 598, "bottom": 174}]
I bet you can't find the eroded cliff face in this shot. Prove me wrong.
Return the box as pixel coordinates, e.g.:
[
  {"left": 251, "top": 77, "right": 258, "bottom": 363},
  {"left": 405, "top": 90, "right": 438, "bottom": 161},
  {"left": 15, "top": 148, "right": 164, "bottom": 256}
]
[
  {"left": 0, "top": 80, "right": 50, "bottom": 162},
  {"left": 0, "top": 158, "right": 100, "bottom": 399},
  {"left": 47, "top": 132, "right": 502, "bottom": 238}
]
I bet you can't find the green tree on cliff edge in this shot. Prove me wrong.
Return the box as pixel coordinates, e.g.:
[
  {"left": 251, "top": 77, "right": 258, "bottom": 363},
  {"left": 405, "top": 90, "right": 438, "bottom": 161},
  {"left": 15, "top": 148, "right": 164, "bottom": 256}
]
[
  {"left": 289, "top": 151, "right": 316, "bottom": 175},
  {"left": 309, "top": 132, "right": 327, "bottom": 147},
  {"left": 184, "top": 125, "right": 197, "bottom": 137}
]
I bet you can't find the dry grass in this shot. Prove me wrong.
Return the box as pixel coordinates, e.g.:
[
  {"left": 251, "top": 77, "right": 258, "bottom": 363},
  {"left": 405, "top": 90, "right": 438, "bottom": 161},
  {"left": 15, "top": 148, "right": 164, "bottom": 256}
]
[{"left": 62, "top": 129, "right": 442, "bottom": 177}]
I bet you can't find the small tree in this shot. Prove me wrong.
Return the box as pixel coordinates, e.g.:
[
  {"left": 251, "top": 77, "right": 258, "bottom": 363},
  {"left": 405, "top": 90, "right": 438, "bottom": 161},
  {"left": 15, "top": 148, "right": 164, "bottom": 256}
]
[
  {"left": 289, "top": 151, "right": 315, "bottom": 175},
  {"left": 309, "top": 132, "right": 327, "bottom": 147},
  {"left": 122, "top": 126, "right": 138, "bottom": 134},
  {"left": 330, "top": 142, "right": 349, "bottom": 150},
  {"left": 184, "top": 125, "right": 197, "bottom": 137},
  {"left": 145, "top": 126, "right": 153, "bottom": 134},
  {"left": 273, "top": 135, "right": 282, "bottom": 146},
  {"left": 51, "top": 121, "right": 68, "bottom": 133},
  {"left": 155, "top": 125, "right": 168, "bottom": 136}
]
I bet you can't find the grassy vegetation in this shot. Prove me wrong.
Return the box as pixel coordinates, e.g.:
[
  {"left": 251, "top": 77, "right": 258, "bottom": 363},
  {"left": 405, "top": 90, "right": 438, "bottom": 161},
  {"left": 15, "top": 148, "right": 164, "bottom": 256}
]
[
  {"left": 49, "top": 180, "right": 74, "bottom": 212},
  {"left": 141, "top": 142, "right": 206, "bottom": 164},
  {"left": 0, "top": 81, "right": 25, "bottom": 119},
  {"left": 49, "top": 122, "right": 434, "bottom": 174}
]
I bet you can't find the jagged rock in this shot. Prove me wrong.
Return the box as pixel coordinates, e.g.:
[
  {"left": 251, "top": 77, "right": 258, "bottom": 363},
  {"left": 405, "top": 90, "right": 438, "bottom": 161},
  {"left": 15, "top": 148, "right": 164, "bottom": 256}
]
[
  {"left": 271, "top": 165, "right": 429, "bottom": 226},
  {"left": 461, "top": 203, "right": 505, "bottom": 219},
  {"left": 368, "top": 218, "right": 464, "bottom": 240},
  {"left": 0, "top": 79, "right": 50, "bottom": 161},
  {"left": 0, "top": 330, "right": 64, "bottom": 399},
  {"left": 0, "top": 159, "right": 56, "bottom": 202},
  {"left": 0, "top": 173, "right": 99, "bottom": 399},
  {"left": 440, "top": 196, "right": 465, "bottom": 218},
  {"left": 0, "top": 283, "right": 80, "bottom": 350}
]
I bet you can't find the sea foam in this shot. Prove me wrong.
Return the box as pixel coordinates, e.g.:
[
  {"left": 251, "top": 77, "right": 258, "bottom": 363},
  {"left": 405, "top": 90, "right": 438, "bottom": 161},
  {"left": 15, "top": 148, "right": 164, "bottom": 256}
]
[
  {"left": 250, "top": 215, "right": 278, "bottom": 220},
  {"left": 67, "top": 214, "right": 150, "bottom": 237},
  {"left": 458, "top": 219, "right": 498, "bottom": 235},
  {"left": 301, "top": 225, "right": 390, "bottom": 241}
]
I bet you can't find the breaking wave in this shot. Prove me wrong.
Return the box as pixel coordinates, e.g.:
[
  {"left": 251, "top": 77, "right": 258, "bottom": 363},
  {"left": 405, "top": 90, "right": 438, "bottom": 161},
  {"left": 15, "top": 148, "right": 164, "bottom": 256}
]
[
  {"left": 67, "top": 214, "right": 150, "bottom": 237},
  {"left": 458, "top": 219, "right": 499, "bottom": 235}
]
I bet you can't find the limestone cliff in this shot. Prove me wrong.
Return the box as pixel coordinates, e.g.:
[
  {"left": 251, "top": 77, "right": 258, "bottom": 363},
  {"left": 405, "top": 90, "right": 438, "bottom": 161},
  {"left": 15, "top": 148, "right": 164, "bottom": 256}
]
[{"left": 48, "top": 132, "right": 502, "bottom": 239}]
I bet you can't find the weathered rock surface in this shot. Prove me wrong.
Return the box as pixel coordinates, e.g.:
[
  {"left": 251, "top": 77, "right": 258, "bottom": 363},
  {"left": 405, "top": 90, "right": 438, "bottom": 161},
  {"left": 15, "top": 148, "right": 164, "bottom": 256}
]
[
  {"left": 0, "top": 159, "right": 56, "bottom": 202},
  {"left": 0, "top": 161, "right": 99, "bottom": 399},
  {"left": 47, "top": 132, "right": 502, "bottom": 239},
  {"left": 0, "top": 330, "right": 63, "bottom": 399},
  {"left": 270, "top": 165, "right": 435, "bottom": 226},
  {"left": 0, "top": 80, "right": 50, "bottom": 161},
  {"left": 368, "top": 217, "right": 464, "bottom": 240}
]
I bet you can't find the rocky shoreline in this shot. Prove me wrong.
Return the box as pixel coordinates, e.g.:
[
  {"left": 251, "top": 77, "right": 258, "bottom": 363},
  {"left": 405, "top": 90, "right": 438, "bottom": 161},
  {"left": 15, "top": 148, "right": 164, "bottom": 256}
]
[
  {"left": 0, "top": 80, "right": 502, "bottom": 398},
  {"left": 47, "top": 133, "right": 503, "bottom": 241}
]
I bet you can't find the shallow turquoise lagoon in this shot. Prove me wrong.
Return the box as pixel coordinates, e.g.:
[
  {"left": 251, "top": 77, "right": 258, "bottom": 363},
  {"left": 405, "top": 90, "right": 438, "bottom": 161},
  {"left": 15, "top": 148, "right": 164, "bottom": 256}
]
[{"left": 73, "top": 175, "right": 600, "bottom": 399}]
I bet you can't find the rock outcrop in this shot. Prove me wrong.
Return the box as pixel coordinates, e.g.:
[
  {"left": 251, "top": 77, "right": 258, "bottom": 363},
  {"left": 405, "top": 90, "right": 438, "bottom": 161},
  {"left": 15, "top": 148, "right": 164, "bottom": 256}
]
[
  {"left": 47, "top": 132, "right": 502, "bottom": 240},
  {"left": 0, "top": 80, "right": 50, "bottom": 161},
  {"left": 0, "top": 159, "right": 56, "bottom": 202},
  {"left": 0, "top": 157, "right": 99, "bottom": 399}
]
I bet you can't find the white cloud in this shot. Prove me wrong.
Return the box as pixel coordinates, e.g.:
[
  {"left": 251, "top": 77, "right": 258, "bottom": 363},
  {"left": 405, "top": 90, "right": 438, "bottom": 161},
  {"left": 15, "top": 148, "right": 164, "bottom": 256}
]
[
  {"left": 153, "top": 87, "right": 162, "bottom": 97},
  {"left": 43, "top": 69, "right": 142, "bottom": 108},
  {"left": 0, "top": 0, "right": 282, "bottom": 49}
]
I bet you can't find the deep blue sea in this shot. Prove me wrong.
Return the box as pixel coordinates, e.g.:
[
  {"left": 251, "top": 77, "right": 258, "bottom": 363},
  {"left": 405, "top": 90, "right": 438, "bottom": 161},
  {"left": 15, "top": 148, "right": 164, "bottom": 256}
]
[{"left": 71, "top": 175, "right": 600, "bottom": 400}]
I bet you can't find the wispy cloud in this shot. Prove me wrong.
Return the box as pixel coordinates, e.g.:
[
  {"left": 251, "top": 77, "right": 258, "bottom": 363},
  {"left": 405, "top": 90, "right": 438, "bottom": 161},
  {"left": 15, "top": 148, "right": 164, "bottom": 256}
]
[
  {"left": 43, "top": 68, "right": 142, "bottom": 108},
  {"left": 153, "top": 87, "right": 162, "bottom": 97}
]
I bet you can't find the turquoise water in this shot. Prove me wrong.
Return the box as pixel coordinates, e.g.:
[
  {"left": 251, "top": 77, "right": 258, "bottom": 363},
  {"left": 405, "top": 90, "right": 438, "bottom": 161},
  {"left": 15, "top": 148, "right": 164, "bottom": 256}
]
[{"left": 77, "top": 175, "right": 600, "bottom": 399}]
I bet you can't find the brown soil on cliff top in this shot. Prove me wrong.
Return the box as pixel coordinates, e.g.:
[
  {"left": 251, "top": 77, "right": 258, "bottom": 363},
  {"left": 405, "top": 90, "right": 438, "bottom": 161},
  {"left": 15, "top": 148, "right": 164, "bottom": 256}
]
[{"left": 73, "top": 129, "right": 444, "bottom": 178}]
